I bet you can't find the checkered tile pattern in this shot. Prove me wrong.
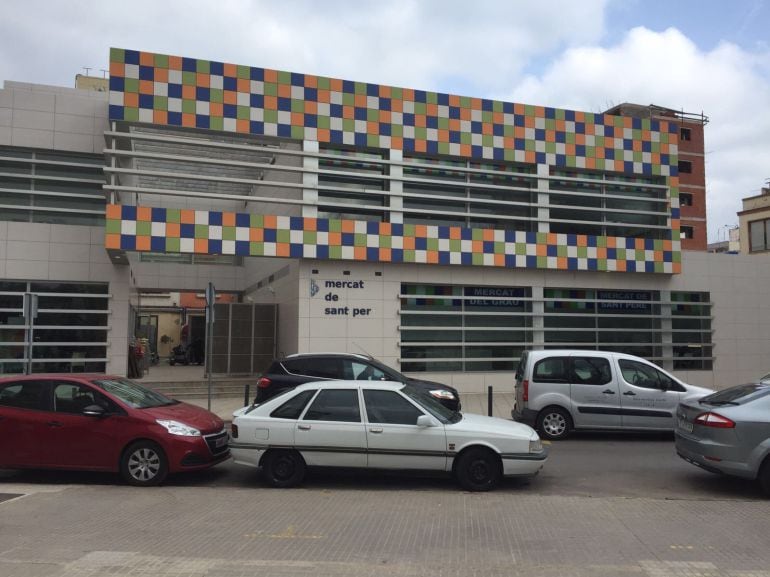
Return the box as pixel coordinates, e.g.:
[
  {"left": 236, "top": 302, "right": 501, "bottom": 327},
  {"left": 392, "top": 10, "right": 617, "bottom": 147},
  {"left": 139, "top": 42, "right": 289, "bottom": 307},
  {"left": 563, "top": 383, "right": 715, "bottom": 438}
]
[
  {"left": 106, "top": 205, "right": 680, "bottom": 273},
  {"left": 106, "top": 48, "right": 682, "bottom": 273}
]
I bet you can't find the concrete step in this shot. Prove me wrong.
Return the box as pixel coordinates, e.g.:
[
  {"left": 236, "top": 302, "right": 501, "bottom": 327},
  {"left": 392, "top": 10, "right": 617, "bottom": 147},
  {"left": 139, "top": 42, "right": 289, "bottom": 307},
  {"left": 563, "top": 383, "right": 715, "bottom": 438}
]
[{"left": 147, "top": 380, "right": 254, "bottom": 400}]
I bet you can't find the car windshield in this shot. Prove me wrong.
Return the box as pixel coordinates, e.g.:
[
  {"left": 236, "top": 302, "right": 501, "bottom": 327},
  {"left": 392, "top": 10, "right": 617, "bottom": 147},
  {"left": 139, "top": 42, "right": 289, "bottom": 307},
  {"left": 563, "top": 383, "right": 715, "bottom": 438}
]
[
  {"left": 91, "top": 378, "right": 178, "bottom": 409},
  {"left": 700, "top": 383, "right": 770, "bottom": 405},
  {"left": 401, "top": 385, "right": 461, "bottom": 424}
]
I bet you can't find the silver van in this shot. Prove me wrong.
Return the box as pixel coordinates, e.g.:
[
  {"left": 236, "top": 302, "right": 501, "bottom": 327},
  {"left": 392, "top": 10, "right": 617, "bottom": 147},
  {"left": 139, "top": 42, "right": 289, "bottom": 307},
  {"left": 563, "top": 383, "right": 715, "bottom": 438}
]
[{"left": 512, "top": 350, "right": 713, "bottom": 440}]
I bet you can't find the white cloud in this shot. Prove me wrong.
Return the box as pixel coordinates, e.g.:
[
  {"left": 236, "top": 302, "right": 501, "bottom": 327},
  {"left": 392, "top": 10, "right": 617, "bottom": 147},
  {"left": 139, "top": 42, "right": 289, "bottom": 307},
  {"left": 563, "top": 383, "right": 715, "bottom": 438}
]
[{"left": 509, "top": 27, "right": 770, "bottom": 241}]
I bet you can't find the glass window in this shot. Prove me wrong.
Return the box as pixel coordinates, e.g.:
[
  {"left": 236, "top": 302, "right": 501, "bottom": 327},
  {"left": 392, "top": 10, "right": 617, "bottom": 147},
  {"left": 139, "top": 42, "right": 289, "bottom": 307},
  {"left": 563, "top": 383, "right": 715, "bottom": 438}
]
[
  {"left": 533, "top": 357, "right": 569, "bottom": 383},
  {"left": 363, "top": 389, "right": 423, "bottom": 425},
  {"left": 283, "top": 357, "right": 342, "bottom": 379},
  {"left": 303, "top": 389, "right": 361, "bottom": 422},
  {"left": 749, "top": 219, "right": 769, "bottom": 252},
  {"left": 350, "top": 361, "right": 388, "bottom": 381},
  {"left": 270, "top": 390, "right": 316, "bottom": 420},
  {"left": 52, "top": 382, "right": 104, "bottom": 414},
  {"left": 618, "top": 359, "right": 680, "bottom": 391},
  {"left": 570, "top": 357, "right": 612, "bottom": 385},
  {"left": 0, "top": 380, "right": 50, "bottom": 411}
]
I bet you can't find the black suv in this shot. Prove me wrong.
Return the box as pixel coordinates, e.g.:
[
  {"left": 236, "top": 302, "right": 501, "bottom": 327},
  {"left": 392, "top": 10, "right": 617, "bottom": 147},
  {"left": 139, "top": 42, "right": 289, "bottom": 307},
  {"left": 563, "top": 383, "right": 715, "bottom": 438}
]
[{"left": 255, "top": 353, "right": 461, "bottom": 411}]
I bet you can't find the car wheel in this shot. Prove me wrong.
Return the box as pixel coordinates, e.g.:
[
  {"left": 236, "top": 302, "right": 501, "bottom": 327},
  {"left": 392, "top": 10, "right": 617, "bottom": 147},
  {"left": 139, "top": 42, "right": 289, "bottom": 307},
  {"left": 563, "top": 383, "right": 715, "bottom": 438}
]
[
  {"left": 120, "top": 441, "right": 168, "bottom": 486},
  {"left": 262, "top": 450, "right": 306, "bottom": 488},
  {"left": 758, "top": 458, "right": 770, "bottom": 496},
  {"left": 455, "top": 448, "right": 501, "bottom": 492},
  {"left": 537, "top": 406, "right": 572, "bottom": 440}
]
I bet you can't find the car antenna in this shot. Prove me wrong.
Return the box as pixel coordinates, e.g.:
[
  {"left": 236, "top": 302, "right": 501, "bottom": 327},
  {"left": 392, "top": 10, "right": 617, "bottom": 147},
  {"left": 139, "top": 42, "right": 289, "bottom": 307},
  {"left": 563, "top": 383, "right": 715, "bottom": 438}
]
[{"left": 352, "top": 341, "right": 374, "bottom": 359}]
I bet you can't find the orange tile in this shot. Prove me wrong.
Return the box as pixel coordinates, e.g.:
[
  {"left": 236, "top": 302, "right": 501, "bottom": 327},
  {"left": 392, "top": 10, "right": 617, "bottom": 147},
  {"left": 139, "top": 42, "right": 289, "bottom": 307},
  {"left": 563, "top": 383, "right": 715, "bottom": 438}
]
[
  {"left": 449, "top": 94, "right": 460, "bottom": 107},
  {"left": 426, "top": 103, "right": 438, "bottom": 116},
  {"left": 595, "top": 146, "right": 604, "bottom": 159},
  {"left": 264, "top": 69, "right": 278, "bottom": 83},
  {"left": 342, "top": 105, "right": 354, "bottom": 119},
  {"left": 182, "top": 85, "right": 196, "bottom": 100},
  {"left": 222, "top": 212, "right": 235, "bottom": 227},
  {"left": 545, "top": 130, "right": 555, "bottom": 143},
  {"left": 449, "top": 227, "right": 461, "bottom": 240},
  {"left": 460, "top": 108, "right": 471, "bottom": 120},
  {"left": 514, "top": 103, "right": 526, "bottom": 115},
  {"left": 317, "top": 89, "right": 330, "bottom": 103},
  {"left": 155, "top": 68, "right": 168, "bottom": 83},
  {"left": 535, "top": 106, "right": 545, "bottom": 118},
  {"left": 305, "top": 100, "right": 318, "bottom": 115},
  {"left": 390, "top": 99, "right": 402, "bottom": 113},
  {"left": 575, "top": 111, "right": 585, "bottom": 122},
  {"left": 606, "top": 236, "right": 616, "bottom": 248},
  {"left": 414, "top": 224, "right": 427, "bottom": 238},
  {"left": 663, "top": 240, "right": 672, "bottom": 251},
  {"left": 193, "top": 238, "right": 207, "bottom": 253},
  {"left": 482, "top": 123, "right": 493, "bottom": 135},
  {"left": 524, "top": 116, "right": 535, "bottom": 128},
  {"left": 140, "top": 52, "right": 154, "bottom": 66},
  {"left": 673, "top": 262, "right": 681, "bottom": 274},
  {"left": 291, "top": 112, "right": 305, "bottom": 126},
  {"left": 586, "top": 157, "right": 596, "bottom": 169},
  {"left": 575, "top": 133, "right": 585, "bottom": 145},
  {"left": 277, "top": 84, "right": 291, "bottom": 98},
  {"left": 482, "top": 229, "right": 494, "bottom": 241},
  {"left": 105, "top": 233, "right": 121, "bottom": 250},
  {"left": 106, "top": 204, "right": 122, "bottom": 219},
  {"left": 196, "top": 73, "right": 210, "bottom": 88},
  {"left": 168, "top": 55, "right": 182, "bottom": 70},
  {"left": 137, "top": 206, "right": 152, "bottom": 221},
  {"left": 470, "top": 97, "right": 482, "bottom": 110},
  {"left": 378, "top": 85, "right": 391, "bottom": 98},
  {"left": 427, "top": 251, "right": 439, "bottom": 264},
  {"left": 354, "top": 246, "right": 367, "bottom": 260},
  {"left": 597, "top": 247, "right": 607, "bottom": 259},
  {"left": 136, "top": 236, "right": 151, "bottom": 251},
  {"left": 264, "top": 95, "right": 277, "bottom": 110},
  {"left": 263, "top": 215, "right": 277, "bottom": 228},
  {"left": 438, "top": 129, "right": 449, "bottom": 142},
  {"left": 277, "top": 243, "right": 290, "bottom": 257},
  {"left": 210, "top": 102, "right": 223, "bottom": 117},
  {"left": 328, "top": 231, "right": 341, "bottom": 245},
  {"left": 555, "top": 119, "right": 565, "bottom": 131},
  {"left": 525, "top": 150, "right": 536, "bottom": 163},
  {"left": 354, "top": 93, "right": 367, "bottom": 107},
  {"left": 124, "top": 92, "right": 139, "bottom": 108},
  {"left": 415, "top": 140, "right": 426, "bottom": 153},
  {"left": 317, "top": 128, "right": 330, "bottom": 142},
  {"left": 403, "top": 236, "right": 415, "bottom": 250},
  {"left": 616, "top": 260, "right": 627, "bottom": 272},
  {"left": 236, "top": 119, "right": 249, "bottom": 133},
  {"left": 329, "top": 78, "right": 343, "bottom": 91},
  {"left": 379, "top": 247, "right": 392, "bottom": 262},
  {"left": 514, "top": 126, "right": 526, "bottom": 138},
  {"left": 110, "top": 61, "right": 125, "bottom": 78},
  {"left": 304, "top": 75, "right": 318, "bottom": 88},
  {"left": 237, "top": 78, "right": 249, "bottom": 93},
  {"left": 415, "top": 114, "right": 426, "bottom": 128},
  {"left": 403, "top": 88, "right": 415, "bottom": 101},
  {"left": 460, "top": 144, "right": 471, "bottom": 157},
  {"left": 472, "top": 240, "right": 483, "bottom": 252},
  {"left": 341, "top": 220, "right": 355, "bottom": 233},
  {"left": 250, "top": 228, "right": 263, "bottom": 242},
  {"left": 449, "top": 118, "right": 461, "bottom": 131},
  {"left": 547, "top": 233, "right": 557, "bottom": 245},
  {"left": 557, "top": 257, "right": 567, "bottom": 269},
  {"left": 367, "top": 121, "right": 379, "bottom": 134},
  {"left": 379, "top": 222, "right": 391, "bottom": 235},
  {"left": 180, "top": 209, "right": 196, "bottom": 224},
  {"left": 390, "top": 136, "right": 403, "bottom": 150},
  {"left": 494, "top": 253, "right": 505, "bottom": 266},
  {"left": 379, "top": 109, "right": 391, "bottom": 123},
  {"left": 182, "top": 113, "right": 196, "bottom": 127},
  {"left": 565, "top": 143, "right": 575, "bottom": 156},
  {"left": 304, "top": 217, "right": 317, "bottom": 231},
  {"left": 166, "top": 223, "right": 180, "bottom": 238}
]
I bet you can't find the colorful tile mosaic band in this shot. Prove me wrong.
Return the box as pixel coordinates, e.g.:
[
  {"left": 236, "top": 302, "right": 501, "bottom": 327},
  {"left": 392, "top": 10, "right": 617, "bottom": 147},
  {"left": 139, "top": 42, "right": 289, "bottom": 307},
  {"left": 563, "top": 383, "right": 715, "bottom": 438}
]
[
  {"left": 106, "top": 205, "right": 681, "bottom": 274},
  {"left": 108, "top": 48, "right": 679, "bottom": 178}
]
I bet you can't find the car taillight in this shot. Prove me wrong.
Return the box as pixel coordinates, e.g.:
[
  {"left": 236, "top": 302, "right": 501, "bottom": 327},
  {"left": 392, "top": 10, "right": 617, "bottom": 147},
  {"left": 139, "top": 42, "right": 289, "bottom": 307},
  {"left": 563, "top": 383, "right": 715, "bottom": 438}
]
[
  {"left": 257, "top": 377, "right": 271, "bottom": 389},
  {"left": 694, "top": 412, "right": 735, "bottom": 428},
  {"left": 522, "top": 379, "right": 529, "bottom": 402},
  {"left": 230, "top": 423, "right": 238, "bottom": 439}
]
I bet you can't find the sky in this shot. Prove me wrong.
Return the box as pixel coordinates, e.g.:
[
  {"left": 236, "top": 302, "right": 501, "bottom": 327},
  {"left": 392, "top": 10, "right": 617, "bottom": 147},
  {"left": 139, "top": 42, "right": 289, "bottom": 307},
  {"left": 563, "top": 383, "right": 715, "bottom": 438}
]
[{"left": 1, "top": 0, "right": 768, "bottom": 243}]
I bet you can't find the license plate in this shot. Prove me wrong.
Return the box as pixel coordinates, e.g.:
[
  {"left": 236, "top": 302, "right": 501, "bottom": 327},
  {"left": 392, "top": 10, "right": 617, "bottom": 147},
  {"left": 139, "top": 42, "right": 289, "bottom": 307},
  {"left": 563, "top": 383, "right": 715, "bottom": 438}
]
[
  {"left": 215, "top": 436, "right": 228, "bottom": 447},
  {"left": 678, "top": 418, "right": 693, "bottom": 433}
]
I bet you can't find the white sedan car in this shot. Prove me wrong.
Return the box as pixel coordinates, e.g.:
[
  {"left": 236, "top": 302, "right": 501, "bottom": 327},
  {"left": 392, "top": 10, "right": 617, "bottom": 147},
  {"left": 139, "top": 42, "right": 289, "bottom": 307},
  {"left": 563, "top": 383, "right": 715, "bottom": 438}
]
[{"left": 231, "top": 380, "right": 548, "bottom": 491}]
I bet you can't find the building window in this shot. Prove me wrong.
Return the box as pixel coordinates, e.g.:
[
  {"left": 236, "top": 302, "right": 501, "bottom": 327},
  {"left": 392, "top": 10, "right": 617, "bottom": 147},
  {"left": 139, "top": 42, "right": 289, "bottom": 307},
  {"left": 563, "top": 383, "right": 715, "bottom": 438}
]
[
  {"left": 680, "top": 226, "right": 694, "bottom": 240},
  {"left": 679, "top": 193, "right": 693, "bottom": 207},
  {"left": 680, "top": 127, "right": 691, "bottom": 141},
  {"left": 671, "top": 292, "right": 713, "bottom": 370},
  {"left": 749, "top": 218, "right": 770, "bottom": 252},
  {"left": 318, "top": 145, "right": 387, "bottom": 222},
  {"left": 678, "top": 160, "right": 692, "bottom": 174}
]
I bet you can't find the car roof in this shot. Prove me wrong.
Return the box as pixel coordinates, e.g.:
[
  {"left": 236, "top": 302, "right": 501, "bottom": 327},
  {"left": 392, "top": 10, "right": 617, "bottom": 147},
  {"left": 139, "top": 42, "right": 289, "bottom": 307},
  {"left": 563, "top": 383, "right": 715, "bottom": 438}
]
[
  {"left": 292, "top": 380, "right": 404, "bottom": 392},
  {"left": 283, "top": 352, "right": 373, "bottom": 361},
  {"left": 0, "top": 373, "right": 122, "bottom": 382},
  {"left": 524, "top": 349, "right": 648, "bottom": 361}
]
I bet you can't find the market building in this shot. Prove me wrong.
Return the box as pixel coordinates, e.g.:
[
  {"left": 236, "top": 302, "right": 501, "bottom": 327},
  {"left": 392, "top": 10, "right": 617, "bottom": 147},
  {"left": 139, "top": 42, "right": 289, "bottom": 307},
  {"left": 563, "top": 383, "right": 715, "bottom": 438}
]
[{"left": 1, "top": 47, "right": 769, "bottom": 391}]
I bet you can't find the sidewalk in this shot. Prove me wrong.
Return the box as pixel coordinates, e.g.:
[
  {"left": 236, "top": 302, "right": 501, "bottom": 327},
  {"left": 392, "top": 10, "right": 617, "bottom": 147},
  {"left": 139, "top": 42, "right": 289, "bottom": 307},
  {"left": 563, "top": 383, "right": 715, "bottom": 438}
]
[{"left": 186, "top": 391, "right": 515, "bottom": 421}]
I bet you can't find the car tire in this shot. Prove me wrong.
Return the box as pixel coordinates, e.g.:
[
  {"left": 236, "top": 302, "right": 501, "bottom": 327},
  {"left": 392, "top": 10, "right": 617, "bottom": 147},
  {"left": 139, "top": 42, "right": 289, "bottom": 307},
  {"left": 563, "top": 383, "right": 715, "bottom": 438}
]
[
  {"left": 120, "top": 441, "right": 168, "bottom": 486},
  {"left": 454, "top": 447, "right": 501, "bottom": 492},
  {"left": 758, "top": 458, "right": 770, "bottom": 496},
  {"left": 536, "top": 406, "right": 572, "bottom": 441},
  {"left": 262, "top": 450, "right": 306, "bottom": 488}
]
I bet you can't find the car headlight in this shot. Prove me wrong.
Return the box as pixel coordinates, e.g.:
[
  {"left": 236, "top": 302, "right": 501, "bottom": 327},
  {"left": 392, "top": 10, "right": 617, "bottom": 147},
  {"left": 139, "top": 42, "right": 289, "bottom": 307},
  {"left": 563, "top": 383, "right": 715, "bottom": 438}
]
[
  {"left": 529, "top": 438, "right": 543, "bottom": 453},
  {"left": 429, "top": 389, "right": 457, "bottom": 400},
  {"left": 156, "top": 419, "right": 201, "bottom": 437}
]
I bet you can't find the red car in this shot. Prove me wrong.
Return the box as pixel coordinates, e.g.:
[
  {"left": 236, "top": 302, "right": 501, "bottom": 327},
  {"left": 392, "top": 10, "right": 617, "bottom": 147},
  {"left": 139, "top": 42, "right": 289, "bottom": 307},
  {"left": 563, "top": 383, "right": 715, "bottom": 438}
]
[{"left": 0, "top": 374, "right": 229, "bottom": 486}]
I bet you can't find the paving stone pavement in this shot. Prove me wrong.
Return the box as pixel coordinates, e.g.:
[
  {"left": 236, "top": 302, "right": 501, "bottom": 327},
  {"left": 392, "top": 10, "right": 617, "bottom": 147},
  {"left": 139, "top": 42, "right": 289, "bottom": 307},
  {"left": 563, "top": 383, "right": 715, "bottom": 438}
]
[{"left": 1, "top": 482, "right": 769, "bottom": 577}]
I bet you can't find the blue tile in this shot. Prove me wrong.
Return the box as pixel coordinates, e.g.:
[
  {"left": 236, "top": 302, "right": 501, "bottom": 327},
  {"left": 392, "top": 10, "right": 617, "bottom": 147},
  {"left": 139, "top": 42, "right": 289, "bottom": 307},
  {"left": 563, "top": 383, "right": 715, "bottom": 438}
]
[
  {"left": 277, "top": 124, "right": 292, "bottom": 137},
  {"left": 342, "top": 232, "right": 355, "bottom": 245},
  {"left": 290, "top": 216, "right": 304, "bottom": 230},
  {"left": 236, "top": 213, "right": 250, "bottom": 227},
  {"left": 250, "top": 67, "right": 264, "bottom": 81},
  {"left": 290, "top": 244, "right": 304, "bottom": 258},
  {"left": 209, "top": 211, "right": 222, "bottom": 226},
  {"left": 181, "top": 224, "right": 195, "bottom": 238},
  {"left": 168, "top": 111, "right": 182, "bottom": 125},
  {"left": 235, "top": 241, "right": 250, "bottom": 255},
  {"left": 120, "top": 235, "right": 136, "bottom": 250},
  {"left": 124, "top": 50, "right": 140, "bottom": 65},
  {"left": 121, "top": 205, "right": 136, "bottom": 220},
  {"left": 139, "top": 94, "right": 154, "bottom": 109},
  {"left": 109, "top": 76, "right": 124, "bottom": 91},
  {"left": 195, "top": 115, "right": 209, "bottom": 129},
  {"left": 250, "top": 93, "right": 264, "bottom": 108},
  {"left": 223, "top": 76, "right": 237, "bottom": 91},
  {"left": 277, "top": 97, "right": 291, "bottom": 112},
  {"left": 250, "top": 120, "right": 264, "bottom": 134},
  {"left": 305, "top": 87, "right": 318, "bottom": 101},
  {"left": 210, "top": 61, "right": 224, "bottom": 76},
  {"left": 291, "top": 73, "right": 304, "bottom": 86},
  {"left": 108, "top": 105, "right": 124, "bottom": 120},
  {"left": 168, "top": 83, "right": 182, "bottom": 98},
  {"left": 182, "top": 57, "right": 197, "bottom": 72},
  {"left": 366, "top": 247, "right": 379, "bottom": 260},
  {"left": 151, "top": 237, "right": 165, "bottom": 251},
  {"left": 208, "top": 239, "right": 222, "bottom": 254},
  {"left": 264, "top": 229, "right": 277, "bottom": 242}
]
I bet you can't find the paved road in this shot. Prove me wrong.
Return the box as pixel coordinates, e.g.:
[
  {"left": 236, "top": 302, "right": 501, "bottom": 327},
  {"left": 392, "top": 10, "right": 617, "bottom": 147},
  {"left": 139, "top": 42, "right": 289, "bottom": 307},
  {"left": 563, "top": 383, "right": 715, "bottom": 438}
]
[{"left": 1, "top": 433, "right": 769, "bottom": 577}]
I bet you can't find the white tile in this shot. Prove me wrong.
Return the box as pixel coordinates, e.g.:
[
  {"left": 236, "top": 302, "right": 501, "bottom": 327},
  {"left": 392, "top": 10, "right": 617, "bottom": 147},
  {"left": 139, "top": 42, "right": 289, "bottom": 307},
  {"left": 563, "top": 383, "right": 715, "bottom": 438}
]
[
  {"left": 13, "top": 89, "right": 55, "bottom": 112},
  {"left": 6, "top": 259, "right": 49, "bottom": 279},
  {"left": 48, "top": 260, "right": 90, "bottom": 280},
  {"left": 53, "top": 131, "right": 97, "bottom": 152},
  {"left": 0, "top": 125, "right": 10, "bottom": 145},
  {"left": 11, "top": 127, "right": 54, "bottom": 148},
  {"left": 6, "top": 240, "right": 50, "bottom": 260},
  {"left": 54, "top": 93, "right": 102, "bottom": 116},
  {"left": 50, "top": 242, "right": 91, "bottom": 263},
  {"left": 0, "top": 107, "right": 11, "bottom": 126},
  {"left": 13, "top": 109, "right": 54, "bottom": 130},
  {"left": 7, "top": 221, "right": 50, "bottom": 242},
  {"left": 50, "top": 224, "right": 92, "bottom": 244},
  {"left": 54, "top": 113, "right": 96, "bottom": 135}
]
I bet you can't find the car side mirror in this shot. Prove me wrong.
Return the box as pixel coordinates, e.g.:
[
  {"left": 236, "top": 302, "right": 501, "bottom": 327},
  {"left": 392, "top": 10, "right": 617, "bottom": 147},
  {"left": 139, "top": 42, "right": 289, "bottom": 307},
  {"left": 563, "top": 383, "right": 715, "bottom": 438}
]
[
  {"left": 83, "top": 404, "right": 106, "bottom": 418},
  {"left": 416, "top": 415, "right": 437, "bottom": 427}
]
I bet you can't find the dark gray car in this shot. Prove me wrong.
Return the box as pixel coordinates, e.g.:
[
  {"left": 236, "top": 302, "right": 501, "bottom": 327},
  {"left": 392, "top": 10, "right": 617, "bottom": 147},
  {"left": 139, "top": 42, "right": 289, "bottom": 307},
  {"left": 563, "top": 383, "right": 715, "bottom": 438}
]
[{"left": 675, "top": 382, "right": 770, "bottom": 495}]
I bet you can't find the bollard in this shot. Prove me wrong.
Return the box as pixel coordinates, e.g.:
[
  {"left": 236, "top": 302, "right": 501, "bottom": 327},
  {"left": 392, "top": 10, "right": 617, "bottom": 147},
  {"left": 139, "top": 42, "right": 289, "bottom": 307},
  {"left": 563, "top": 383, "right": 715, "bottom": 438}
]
[
  {"left": 487, "top": 385, "right": 493, "bottom": 417},
  {"left": 244, "top": 382, "right": 251, "bottom": 407}
]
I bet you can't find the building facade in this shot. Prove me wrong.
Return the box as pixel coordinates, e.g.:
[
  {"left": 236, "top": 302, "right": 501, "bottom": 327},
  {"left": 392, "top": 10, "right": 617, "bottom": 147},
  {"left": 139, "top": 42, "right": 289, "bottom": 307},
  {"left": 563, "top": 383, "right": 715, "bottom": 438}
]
[{"left": 1, "top": 48, "right": 769, "bottom": 390}]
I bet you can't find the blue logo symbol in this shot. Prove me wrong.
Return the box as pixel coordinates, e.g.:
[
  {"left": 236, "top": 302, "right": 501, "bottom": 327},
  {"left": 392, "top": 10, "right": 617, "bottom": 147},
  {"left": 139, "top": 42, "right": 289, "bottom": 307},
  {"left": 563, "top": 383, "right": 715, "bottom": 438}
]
[{"left": 310, "top": 279, "right": 319, "bottom": 297}]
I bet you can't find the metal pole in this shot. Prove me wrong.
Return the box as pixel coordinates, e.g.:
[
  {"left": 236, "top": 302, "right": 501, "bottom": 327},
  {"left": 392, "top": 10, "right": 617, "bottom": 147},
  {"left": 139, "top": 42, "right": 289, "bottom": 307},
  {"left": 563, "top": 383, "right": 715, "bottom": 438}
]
[{"left": 487, "top": 385, "right": 493, "bottom": 417}]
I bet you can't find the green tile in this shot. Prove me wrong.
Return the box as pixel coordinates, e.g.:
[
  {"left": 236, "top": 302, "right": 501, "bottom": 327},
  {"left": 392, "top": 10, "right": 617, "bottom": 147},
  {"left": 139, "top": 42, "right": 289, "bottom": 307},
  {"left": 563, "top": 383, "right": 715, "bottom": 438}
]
[
  {"left": 209, "top": 88, "right": 223, "bottom": 103},
  {"left": 414, "top": 102, "right": 426, "bottom": 115},
  {"left": 403, "top": 224, "right": 415, "bottom": 237},
  {"left": 504, "top": 149, "right": 515, "bottom": 161},
  {"left": 329, "top": 245, "right": 342, "bottom": 259},
  {"left": 545, "top": 142, "right": 556, "bottom": 154},
  {"left": 449, "top": 239, "right": 461, "bottom": 252},
  {"left": 504, "top": 125, "right": 514, "bottom": 137},
  {"left": 427, "top": 238, "right": 438, "bottom": 251},
  {"left": 438, "top": 142, "right": 449, "bottom": 155},
  {"left": 403, "top": 250, "right": 415, "bottom": 262},
  {"left": 110, "top": 48, "right": 125, "bottom": 64},
  {"left": 166, "top": 209, "right": 180, "bottom": 223},
  {"left": 123, "top": 108, "right": 139, "bottom": 122},
  {"left": 105, "top": 219, "right": 121, "bottom": 234},
  {"left": 276, "top": 230, "right": 290, "bottom": 243},
  {"left": 379, "top": 235, "right": 391, "bottom": 248},
  {"left": 317, "top": 116, "right": 330, "bottom": 129},
  {"left": 482, "top": 111, "right": 493, "bottom": 123},
  {"left": 354, "top": 82, "right": 366, "bottom": 95},
  {"left": 165, "top": 237, "right": 180, "bottom": 252},
  {"left": 154, "top": 54, "right": 168, "bottom": 68},
  {"left": 250, "top": 242, "right": 263, "bottom": 256},
  {"left": 223, "top": 227, "right": 236, "bottom": 241},
  {"left": 524, "top": 105, "right": 536, "bottom": 116},
  {"left": 367, "top": 134, "right": 379, "bottom": 147},
  {"left": 391, "top": 87, "right": 402, "bottom": 100},
  {"left": 343, "top": 92, "right": 354, "bottom": 106},
  {"left": 461, "top": 132, "right": 472, "bottom": 145},
  {"left": 277, "top": 71, "right": 291, "bottom": 84},
  {"left": 195, "top": 225, "right": 208, "bottom": 238},
  {"left": 545, "top": 118, "right": 555, "bottom": 130},
  {"left": 354, "top": 233, "right": 366, "bottom": 247},
  {"left": 291, "top": 99, "right": 304, "bottom": 113},
  {"left": 250, "top": 214, "right": 263, "bottom": 227},
  {"left": 153, "top": 96, "right": 167, "bottom": 111},
  {"left": 616, "top": 248, "right": 626, "bottom": 260},
  {"left": 317, "top": 77, "right": 330, "bottom": 90},
  {"left": 472, "top": 228, "right": 484, "bottom": 241},
  {"left": 537, "top": 256, "right": 547, "bottom": 268},
  {"left": 367, "top": 108, "right": 378, "bottom": 122},
  {"left": 329, "top": 219, "right": 341, "bottom": 233},
  {"left": 237, "top": 106, "right": 249, "bottom": 120},
  {"left": 291, "top": 125, "right": 304, "bottom": 139},
  {"left": 182, "top": 100, "right": 196, "bottom": 114},
  {"left": 482, "top": 134, "right": 494, "bottom": 147},
  {"left": 124, "top": 78, "right": 139, "bottom": 93},
  {"left": 264, "top": 83, "right": 277, "bottom": 96},
  {"left": 426, "top": 92, "right": 437, "bottom": 104},
  {"left": 438, "top": 117, "right": 449, "bottom": 130},
  {"left": 577, "top": 246, "right": 587, "bottom": 258},
  {"left": 182, "top": 71, "right": 196, "bottom": 86},
  {"left": 472, "top": 253, "right": 484, "bottom": 265},
  {"left": 415, "top": 126, "right": 427, "bottom": 140},
  {"left": 237, "top": 65, "right": 250, "bottom": 79},
  {"left": 515, "top": 243, "right": 526, "bottom": 255},
  {"left": 493, "top": 101, "right": 503, "bottom": 113},
  {"left": 391, "top": 124, "right": 402, "bottom": 137}
]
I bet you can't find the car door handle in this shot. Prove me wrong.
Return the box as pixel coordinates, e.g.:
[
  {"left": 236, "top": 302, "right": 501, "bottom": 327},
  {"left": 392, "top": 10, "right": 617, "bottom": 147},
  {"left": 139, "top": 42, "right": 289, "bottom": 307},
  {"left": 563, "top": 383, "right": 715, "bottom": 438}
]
[
  {"left": 602, "top": 389, "right": 616, "bottom": 395},
  {"left": 369, "top": 427, "right": 383, "bottom": 434},
  {"left": 297, "top": 424, "right": 311, "bottom": 431},
  {"left": 623, "top": 391, "right": 637, "bottom": 396},
  {"left": 47, "top": 421, "right": 63, "bottom": 427}
]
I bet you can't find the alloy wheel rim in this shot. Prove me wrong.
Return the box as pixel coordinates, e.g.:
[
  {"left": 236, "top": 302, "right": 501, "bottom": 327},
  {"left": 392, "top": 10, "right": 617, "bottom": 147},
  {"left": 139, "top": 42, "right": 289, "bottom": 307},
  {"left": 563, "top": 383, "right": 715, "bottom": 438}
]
[
  {"left": 128, "top": 448, "right": 161, "bottom": 481},
  {"left": 543, "top": 413, "right": 566, "bottom": 436}
]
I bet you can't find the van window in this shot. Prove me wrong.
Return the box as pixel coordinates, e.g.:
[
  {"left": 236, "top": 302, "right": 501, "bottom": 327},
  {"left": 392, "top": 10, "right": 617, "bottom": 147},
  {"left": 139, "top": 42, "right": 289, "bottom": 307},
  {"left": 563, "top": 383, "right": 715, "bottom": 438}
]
[
  {"left": 619, "top": 359, "right": 683, "bottom": 391},
  {"left": 571, "top": 357, "right": 612, "bottom": 385},
  {"left": 533, "top": 357, "right": 569, "bottom": 383}
]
